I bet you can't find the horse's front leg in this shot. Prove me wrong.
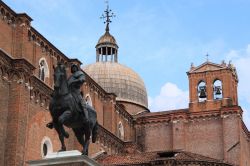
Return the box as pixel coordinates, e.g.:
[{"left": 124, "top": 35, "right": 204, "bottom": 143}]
[
  {"left": 53, "top": 121, "right": 66, "bottom": 151},
  {"left": 58, "top": 110, "right": 72, "bottom": 138},
  {"left": 54, "top": 110, "right": 72, "bottom": 152}
]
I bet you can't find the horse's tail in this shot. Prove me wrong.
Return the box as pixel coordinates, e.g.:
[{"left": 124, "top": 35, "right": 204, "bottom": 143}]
[{"left": 92, "top": 121, "right": 98, "bottom": 143}]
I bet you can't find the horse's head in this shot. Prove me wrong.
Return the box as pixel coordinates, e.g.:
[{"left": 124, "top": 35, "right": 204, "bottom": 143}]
[{"left": 53, "top": 63, "right": 68, "bottom": 95}]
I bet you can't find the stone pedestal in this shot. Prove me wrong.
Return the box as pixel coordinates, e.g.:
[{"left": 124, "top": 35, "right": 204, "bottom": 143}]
[{"left": 27, "top": 151, "right": 100, "bottom": 166}]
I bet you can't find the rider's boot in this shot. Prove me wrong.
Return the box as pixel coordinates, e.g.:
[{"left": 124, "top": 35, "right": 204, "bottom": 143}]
[
  {"left": 84, "top": 108, "right": 89, "bottom": 122},
  {"left": 80, "top": 102, "right": 89, "bottom": 123}
]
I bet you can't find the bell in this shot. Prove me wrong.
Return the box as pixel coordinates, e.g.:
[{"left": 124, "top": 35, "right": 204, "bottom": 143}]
[
  {"left": 215, "top": 86, "right": 222, "bottom": 95},
  {"left": 199, "top": 88, "right": 207, "bottom": 98}
]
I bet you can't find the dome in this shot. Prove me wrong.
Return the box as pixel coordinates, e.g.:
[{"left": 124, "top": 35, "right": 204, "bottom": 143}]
[
  {"left": 83, "top": 62, "right": 148, "bottom": 108},
  {"left": 96, "top": 31, "right": 117, "bottom": 47}
]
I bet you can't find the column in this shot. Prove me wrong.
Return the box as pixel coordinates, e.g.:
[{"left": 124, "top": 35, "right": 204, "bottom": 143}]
[
  {"left": 96, "top": 49, "right": 99, "bottom": 62},
  {"left": 105, "top": 47, "right": 108, "bottom": 62},
  {"left": 101, "top": 48, "right": 103, "bottom": 62},
  {"left": 111, "top": 48, "right": 113, "bottom": 62}
]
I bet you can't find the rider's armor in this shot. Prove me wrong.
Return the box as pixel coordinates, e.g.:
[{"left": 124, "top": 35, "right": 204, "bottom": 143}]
[{"left": 68, "top": 64, "right": 89, "bottom": 121}]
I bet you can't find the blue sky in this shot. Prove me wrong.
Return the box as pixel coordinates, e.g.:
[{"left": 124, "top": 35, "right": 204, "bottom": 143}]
[{"left": 4, "top": 0, "right": 250, "bottom": 128}]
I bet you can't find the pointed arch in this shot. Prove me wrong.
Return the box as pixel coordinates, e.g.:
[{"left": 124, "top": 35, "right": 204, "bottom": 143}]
[
  {"left": 38, "top": 58, "right": 49, "bottom": 82},
  {"left": 118, "top": 121, "right": 124, "bottom": 140}
]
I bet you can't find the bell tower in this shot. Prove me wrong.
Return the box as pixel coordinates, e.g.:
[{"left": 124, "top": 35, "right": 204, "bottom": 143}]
[{"left": 187, "top": 60, "right": 239, "bottom": 112}]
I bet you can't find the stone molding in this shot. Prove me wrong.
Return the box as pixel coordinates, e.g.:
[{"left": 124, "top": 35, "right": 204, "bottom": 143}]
[
  {"left": 97, "top": 125, "right": 124, "bottom": 154},
  {"left": 136, "top": 106, "right": 243, "bottom": 125}
]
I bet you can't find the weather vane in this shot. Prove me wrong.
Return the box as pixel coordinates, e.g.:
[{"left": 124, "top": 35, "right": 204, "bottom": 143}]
[
  {"left": 100, "top": 0, "right": 115, "bottom": 32},
  {"left": 206, "top": 53, "right": 209, "bottom": 62}
]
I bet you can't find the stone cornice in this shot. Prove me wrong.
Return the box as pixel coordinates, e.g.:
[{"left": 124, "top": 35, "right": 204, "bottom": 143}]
[
  {"left": 136, "top": 106, "right": 242, "bottom": 125},
  {"left": 0, "top": 49, "right": 35, "bottom": 80},
  {"left": 0, "top": 49, "right": 51, "bottom": 109},
  {"left": 242, "top": 121, "right": 250, "bottom": 140},
  {"left": 97, "top": 125, "right": 124, "bottom": 153},
  {"left": 30, "top": 76, "right": 53, "bottom": 98},
  {"left": 0, "top": 0, "right": 16, "bottom": 16},
  {"left": 0, "top": 1, "right": 32, "bottom": 27},
  {"left": 115, "top": 104, "right": 134, "bottom": 125},
  {"left": 29, "top": 27, "right": 71, "bottom": 63}
]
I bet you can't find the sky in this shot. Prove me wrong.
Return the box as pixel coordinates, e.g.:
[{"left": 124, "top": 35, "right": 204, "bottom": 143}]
[{"left": 4, "top": 0, "right": 250, "bottom": 128}]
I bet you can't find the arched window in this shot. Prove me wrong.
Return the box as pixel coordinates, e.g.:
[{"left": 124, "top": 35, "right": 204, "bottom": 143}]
[
  {"left": 38, "top": 58, "right": 49, "bottom": 82},
  {"left": 198, "top": 81, "right": 207, "bottom": 102},
  {"left": 85, "top": 94, "right": 93, "bottom": 106},
  {"left": 213, "top": 79, "right": 223, "bottom": 100},
  {"left": 118, "top": 121, "right": 124, "bottom": 140}
]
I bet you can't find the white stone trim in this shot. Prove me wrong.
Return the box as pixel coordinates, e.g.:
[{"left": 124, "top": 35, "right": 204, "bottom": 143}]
[
  {"left": 38, "top": 57, "right": 50, "bottom": 79},
  {"left": 41, "top": 136, "right": 53, "bottom": 158},
  {"left": 85, "top": 94, "right": 93, "bottom": 106}
]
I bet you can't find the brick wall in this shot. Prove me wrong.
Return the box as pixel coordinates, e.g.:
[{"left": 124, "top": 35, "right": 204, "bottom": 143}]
[
  {"left": 143, "top": 123, "right": 172, "bottom": 152},
  {"left": 0, "top": 78, "right": 10, "bottom": 166},
  {"left": 240, "top": 123, "right": 250, "bottom": 166},
  {"left": 185, "top": 117, "right": 224, "bottom": 160},
  {"left": 136, "top": 109, "right": 249, "bottom": 166},
  {"left": 0, "top": 15, "right": 14, "bottom": 55}
]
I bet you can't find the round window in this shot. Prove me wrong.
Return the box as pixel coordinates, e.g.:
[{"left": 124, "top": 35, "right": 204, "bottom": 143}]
[{"left": 41, "top": 136, "right": 53, "bottom": 158}]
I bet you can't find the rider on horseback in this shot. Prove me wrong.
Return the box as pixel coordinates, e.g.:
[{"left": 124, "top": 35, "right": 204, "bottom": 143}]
[
  {"left": 68, "top": 64, "right": 89, "bottom": 122},
  {"left": 47, "top": 63, "right": 89, "bottom": 130}
]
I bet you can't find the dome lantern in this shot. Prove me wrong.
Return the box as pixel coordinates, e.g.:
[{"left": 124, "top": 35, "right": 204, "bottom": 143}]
[
  {"left": 96, "top": 3, "right": 118, "bottom": 63},
  {"left": 84, "top": 2, "right": 148, "bottom": 113}
]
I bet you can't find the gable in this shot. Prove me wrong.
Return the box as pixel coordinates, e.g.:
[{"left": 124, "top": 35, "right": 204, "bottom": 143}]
[{"left": 189, "top": 62, "right": 226, "bottom": 73}]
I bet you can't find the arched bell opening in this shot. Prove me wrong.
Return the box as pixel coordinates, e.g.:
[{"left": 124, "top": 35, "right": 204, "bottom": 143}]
[
  {"left": 213, "top": 79, "right": 223, "bottom": 100},
  {"left": 197, "top": 80, "right": 207, "bottom": 102}
]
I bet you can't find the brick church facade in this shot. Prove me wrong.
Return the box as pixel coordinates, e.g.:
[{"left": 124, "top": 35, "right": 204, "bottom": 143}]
[{"left": 0, "top": 1, "right": 249, "bottom": 166}]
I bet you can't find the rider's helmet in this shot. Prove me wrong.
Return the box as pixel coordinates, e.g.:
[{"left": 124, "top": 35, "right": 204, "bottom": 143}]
[{"left": 71, "top": 64, "right": 79, "bottom": 73}]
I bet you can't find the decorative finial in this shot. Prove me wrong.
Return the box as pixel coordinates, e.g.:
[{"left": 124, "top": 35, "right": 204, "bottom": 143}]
[
  {"left": 191, "top": 62, "right": 194, "bottom": 67},
  {"left": 206, "top": 53, "right": 209, "bottom": 62},
  {"left": 100, "top": 0, "right": 116, "bottom": 32},
  {"left": 221, "top": 60, "right": 226, "bottom": 66}
]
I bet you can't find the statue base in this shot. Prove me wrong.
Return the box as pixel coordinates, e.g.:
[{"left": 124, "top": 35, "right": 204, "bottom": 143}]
[{"left": 26, "top": 150, "right": 100, "bottom": 166}]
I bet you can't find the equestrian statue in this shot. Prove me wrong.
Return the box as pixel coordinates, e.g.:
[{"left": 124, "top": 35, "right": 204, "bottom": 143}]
[{"left": 46, "top": 62, "right": 98, "bottom": 155}]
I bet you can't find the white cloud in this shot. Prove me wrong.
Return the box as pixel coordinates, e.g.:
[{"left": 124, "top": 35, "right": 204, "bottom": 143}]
[
  {"left": 149, "top": 82, "right": 189, "bottom": 112},
  {"left": 226, "top": 45, "right": 250, "bottom": 102},
  {"left": 226, "top": 44, "right": 250, "bottom": 129},
  {"left": 149, "top": 45, "right": 250, "bottom": 130},
  {"left": 242, "top": 107, "right": 250, "bottom": 131}
]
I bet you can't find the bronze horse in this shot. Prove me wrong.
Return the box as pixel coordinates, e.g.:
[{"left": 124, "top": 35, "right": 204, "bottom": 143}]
[{"left": 48, "top": 63, "right": 98, "bottom": 155}]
